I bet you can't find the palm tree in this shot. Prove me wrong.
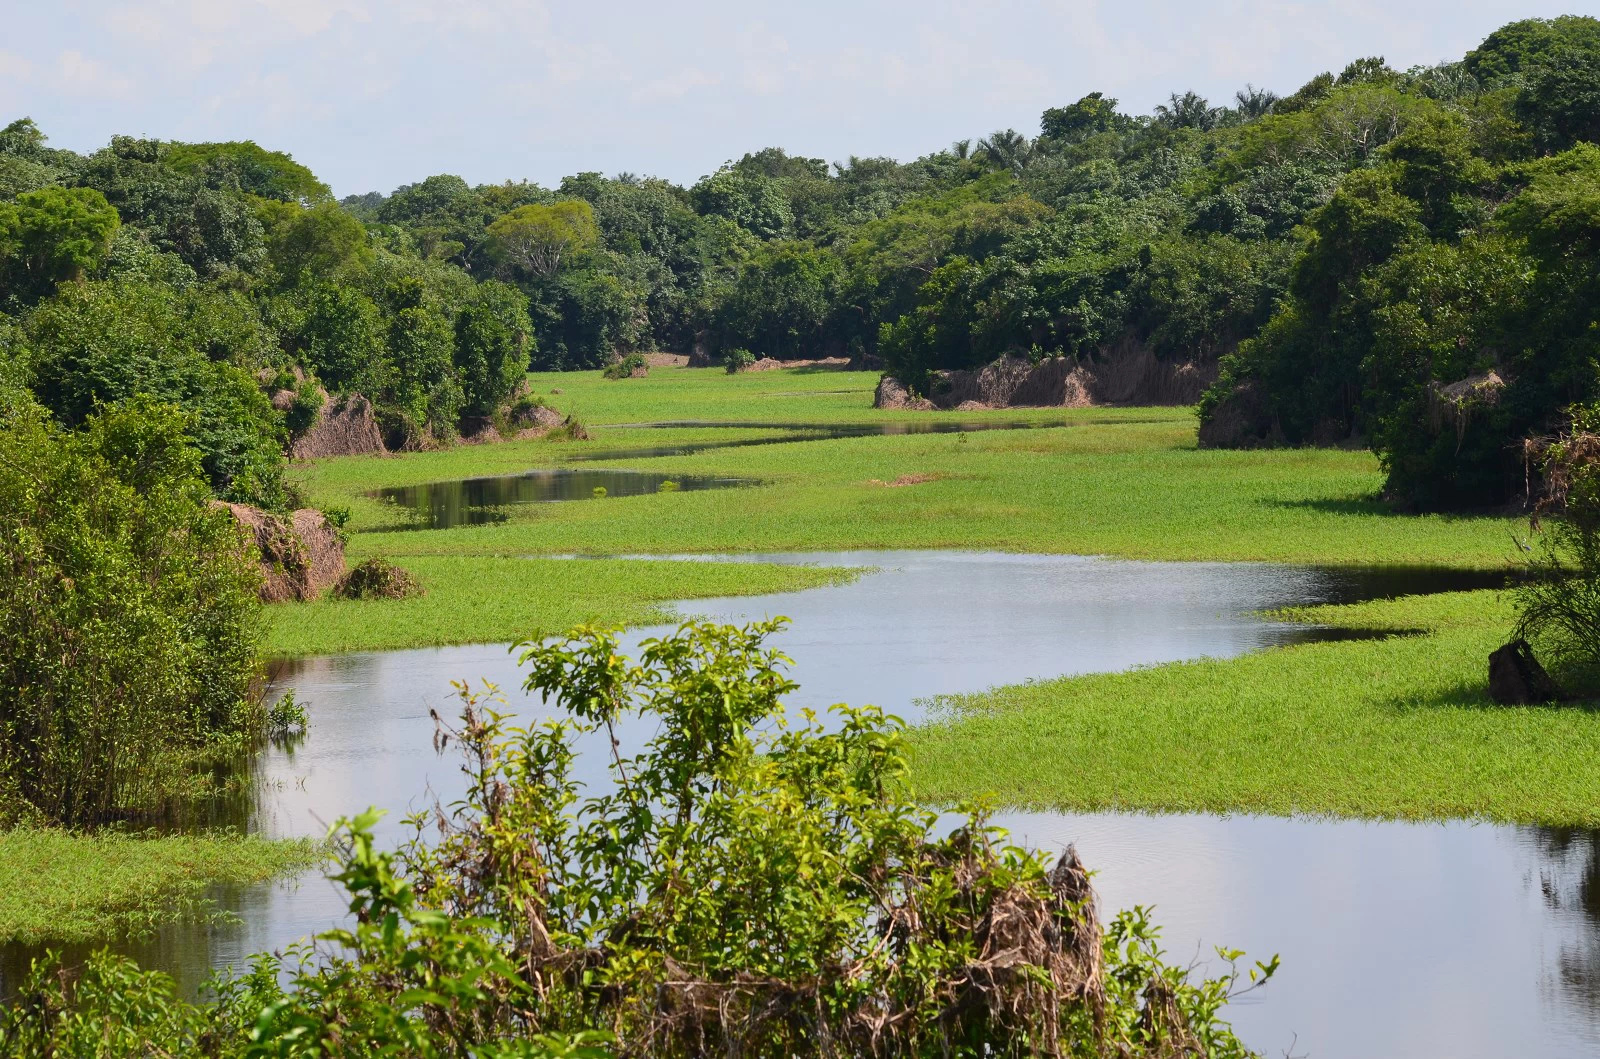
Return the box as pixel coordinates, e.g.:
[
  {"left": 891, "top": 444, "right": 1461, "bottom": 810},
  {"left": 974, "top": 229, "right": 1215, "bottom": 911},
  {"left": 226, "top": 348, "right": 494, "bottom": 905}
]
[{"left": 976, "top": 129, "right": 1035, "bottom": 174}]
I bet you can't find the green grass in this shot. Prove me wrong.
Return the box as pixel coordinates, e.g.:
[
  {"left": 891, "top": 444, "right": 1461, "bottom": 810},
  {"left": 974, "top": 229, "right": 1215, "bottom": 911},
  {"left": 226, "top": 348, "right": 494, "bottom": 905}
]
[
  {"left": 905, "top": 590, "right": 1600, "bottom": 826},
  {"left": 294, "top": 380, "right": 1518, "bottom": 568},
  {"left": 266, "top": 365, "right": 1593, "bottom": 824},
  {"left": 264, "top": 555, "right": 857, "bottom": 656},
  {"left": 0, "top": 830, "right": 322, "bottom": 945}
]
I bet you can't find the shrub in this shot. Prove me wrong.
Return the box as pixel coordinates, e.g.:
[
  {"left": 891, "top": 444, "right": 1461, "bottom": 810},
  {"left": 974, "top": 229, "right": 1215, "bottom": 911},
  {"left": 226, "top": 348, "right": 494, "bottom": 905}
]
[
  {"left": 601, "top": 351, "right": 648, "bottom": 379},
  {"left": 724, "top": 346, "right": 756, "bottom": 373},
  {"left": 0, "top": 620, "right": 1272, "bottom": 1056},
  {"left": 1516, "top": 406, "right": 1600, "bottom": 671},
  {"left": 334, "top": 557, "right": 424, "bottom": 600},
  {"left": 0, "top": 399, "right": 264, "bottom": 826}
]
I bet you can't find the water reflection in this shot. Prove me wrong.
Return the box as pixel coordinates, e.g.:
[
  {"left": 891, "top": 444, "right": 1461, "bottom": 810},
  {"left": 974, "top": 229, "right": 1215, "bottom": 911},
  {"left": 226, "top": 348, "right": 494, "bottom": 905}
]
[
  {"left": 373, "top": 469, "right": 757, "bottom": 530},
  {"left": 14, "top": 551, "right": 1590, "bottom": 1057}
]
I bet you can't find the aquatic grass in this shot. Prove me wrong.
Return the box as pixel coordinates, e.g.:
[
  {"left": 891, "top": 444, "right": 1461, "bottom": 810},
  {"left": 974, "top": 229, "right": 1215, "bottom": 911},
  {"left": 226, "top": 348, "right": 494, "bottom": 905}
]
[
  {"left": 906, "top": 591, "right": 1600, "bottom": 827},
  {"left": 263, "top": 555, "right": 858, "bottom": 656},
  {"left": 296, "top": 409, "right": 1520, "bottom": 568},
  {"left": 0, "top": 830, "right": 322, "bottom": 945}
]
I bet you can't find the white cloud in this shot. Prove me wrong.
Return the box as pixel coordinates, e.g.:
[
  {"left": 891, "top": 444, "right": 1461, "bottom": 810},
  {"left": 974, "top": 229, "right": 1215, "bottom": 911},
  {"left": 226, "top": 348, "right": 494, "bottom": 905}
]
[
  {"left": 7, "top": 0, "right": 1583, "bottom": 194},
  {"left": 56, "top": 49, "right": 133, "bottom": 96},
  {"left": 0, "top": 51, "right": 34, "bottom": 80},
  {"left": 633, "top": 67, "right": 722, "bottom": 103}
]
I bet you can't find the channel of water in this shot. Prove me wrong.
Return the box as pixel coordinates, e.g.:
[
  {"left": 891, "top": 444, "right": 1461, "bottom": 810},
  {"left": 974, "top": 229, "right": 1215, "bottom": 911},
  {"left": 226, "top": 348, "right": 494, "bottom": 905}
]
[
  {"left": 371, "top": 419, "right": 1162, "bottom": 530},
  {"left": 11, "top": 551, "right": 1583, "bottom": 1058}
]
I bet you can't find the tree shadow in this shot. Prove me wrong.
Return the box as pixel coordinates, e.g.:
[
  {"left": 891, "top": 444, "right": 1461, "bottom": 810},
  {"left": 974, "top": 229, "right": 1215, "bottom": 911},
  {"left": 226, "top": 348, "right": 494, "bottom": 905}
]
[{"left": 1263, "top": 495, "right": 1521, "bottom": 523}]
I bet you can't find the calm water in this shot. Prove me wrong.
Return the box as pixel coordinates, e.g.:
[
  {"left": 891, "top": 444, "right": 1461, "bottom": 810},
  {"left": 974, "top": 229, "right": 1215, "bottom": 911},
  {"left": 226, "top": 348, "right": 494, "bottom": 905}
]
[
  {"left": 373, "top": 469, "right": 757, "bottom": 529},
  {"left": 17, "top": 552, "right": 1586, "bottom": 1058},
  {"left": 370, "top": 419, "right": 1058, "bottom": 527}
]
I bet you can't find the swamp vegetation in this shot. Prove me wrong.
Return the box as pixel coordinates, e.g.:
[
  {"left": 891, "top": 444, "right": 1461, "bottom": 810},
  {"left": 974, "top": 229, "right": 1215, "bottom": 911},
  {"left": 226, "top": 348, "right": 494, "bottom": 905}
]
[{"left": 2, "top": 13, "right": 1600, "bottom": 1056}]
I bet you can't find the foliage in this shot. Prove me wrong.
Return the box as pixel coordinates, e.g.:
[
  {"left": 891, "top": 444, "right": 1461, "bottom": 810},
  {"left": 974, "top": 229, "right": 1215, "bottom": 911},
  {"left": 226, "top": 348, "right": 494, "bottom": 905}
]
[
  {"left": 724, "top": 347, "right": 755, "bottom": 373},
  {"left": 1198, "top": 16, "right": 1600, "bottom": 511},
  {"left": 1515, "top": 406, "right": 1600, "bottom": 669},
  {"left": 0, "top": 186, "right": 119, "bottom": 303},
  {"left": 0, "top": 622, "right": 1269, "bottom": 1057},
  {"left": 24, "top": 279, "right": 289, "bottom": 507},
  {"left": 0, "top": 400, "right": 264, "bottom": 826},
  {"left": 0, "top": 16, "right": 1592, "bottom": 512},
  {"left": 601, "top": 351, "right": 647, "bottom": 380},
  {"left": 455, "top": 280, "right": 534, "bottom": 416},
  {"left": 487, "top": 200, "right": 600, "bottom": 277}
]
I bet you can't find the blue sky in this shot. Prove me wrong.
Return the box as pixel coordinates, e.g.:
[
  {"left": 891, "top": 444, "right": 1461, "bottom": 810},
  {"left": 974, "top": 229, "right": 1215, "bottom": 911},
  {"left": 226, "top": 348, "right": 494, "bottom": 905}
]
[{"left": 0, "top": 1, "right": 1588, "bottom": 197}]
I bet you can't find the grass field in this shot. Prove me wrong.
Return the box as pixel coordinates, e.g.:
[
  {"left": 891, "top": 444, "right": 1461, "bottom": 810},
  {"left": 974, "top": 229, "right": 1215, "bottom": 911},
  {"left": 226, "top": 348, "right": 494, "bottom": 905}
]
[
  {"left": 265, "top": 555, "right": 856, "bottom": 656},
  {"left": 0, "top": 829, "right": 321, "bottom": 945},
  {"left": 907, "top": 590, "right": 1600, "bottom": 826},
  {"left": 294, "top": 366, "right": 1519, "bottom": 562},
  {"left": 262, "top": 363, "right": 1599, "bottom": 825}
]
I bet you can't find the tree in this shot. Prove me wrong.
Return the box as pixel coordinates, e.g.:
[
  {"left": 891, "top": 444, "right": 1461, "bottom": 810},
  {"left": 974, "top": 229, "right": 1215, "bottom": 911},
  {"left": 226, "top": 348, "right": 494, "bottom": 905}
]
[
  {"left": 454, "top": 280, "right": 533, "bottom": 417},
  {"left": 299, "top": 282, "right": 388, "bottom": 396},
  {"left": 690, "top": 167, "right": 794, "bottom": 240},
  {"left": 976, "top": 129, "right": 1036, "bottom": 172},
  {"left": 0, "top": 187, "right": 119, "bottom": 303},
  {"left": 25, "top": 281, "right": 289, "bottom": 507},
  {"left": 1154, "top": 92, "right": 1221, "bottom": 131},
  {"left": 1040, "top": 92, "right": 1125, "bottom": 144},
  {"left": 1516, "top": 44, "right": 1600, "bottom": 153},
  {"left": 0, "top": 398, "right": 263, "bottom": 826},
  {"left": 485, "top": 199, "right": 599, "bottom": 277},
  {"left": 164, "top": 140, "right": 331, "bottom": 204},
  {"left": 261, "top": 200, "right": 371, "bottom": 280}
]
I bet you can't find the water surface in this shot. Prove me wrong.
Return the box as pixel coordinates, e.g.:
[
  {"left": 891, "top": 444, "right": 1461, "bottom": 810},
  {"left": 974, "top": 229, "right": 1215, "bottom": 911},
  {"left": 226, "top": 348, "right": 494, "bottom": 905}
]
[
  {"left": 13, "top": 552, "right": 1574, "bottom": 1059},
  {"left": 374, "top": 469, "right": 756, "bottom": 529}
]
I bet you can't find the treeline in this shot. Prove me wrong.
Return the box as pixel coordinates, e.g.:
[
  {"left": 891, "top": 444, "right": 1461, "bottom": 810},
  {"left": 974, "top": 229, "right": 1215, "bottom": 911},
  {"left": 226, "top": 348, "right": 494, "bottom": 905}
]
[{"left": 2, "top": 16, "right": 1598, "bottom": 510}]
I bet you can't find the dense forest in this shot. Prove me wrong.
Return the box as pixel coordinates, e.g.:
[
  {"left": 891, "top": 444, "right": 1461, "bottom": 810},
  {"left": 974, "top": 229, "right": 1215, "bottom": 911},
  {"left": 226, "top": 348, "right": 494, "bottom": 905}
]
[{"left": 2, "top": 15, "right": 1599, "bottom": 512}]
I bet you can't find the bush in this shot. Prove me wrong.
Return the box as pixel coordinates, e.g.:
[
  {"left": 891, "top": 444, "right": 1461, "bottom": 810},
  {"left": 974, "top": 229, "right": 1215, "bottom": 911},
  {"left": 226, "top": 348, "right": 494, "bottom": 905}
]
[
  {"left": 334, "top": 557, "right": 424, "bottom": 600},
  {"left": 601, "top": 351, "right": 648, "bottom": 379},
  {"left": 1516, "top": 406, "right": 1600, "bottom": 672},
  {"left": 0, "top": 620, "right": 1274, "bottom": 1056},
  {"left": 0, "top": 399, "right": 264, "bottom": 826},
  {"left": 724, "top": 346, "right": 756, "bottom": 373}
]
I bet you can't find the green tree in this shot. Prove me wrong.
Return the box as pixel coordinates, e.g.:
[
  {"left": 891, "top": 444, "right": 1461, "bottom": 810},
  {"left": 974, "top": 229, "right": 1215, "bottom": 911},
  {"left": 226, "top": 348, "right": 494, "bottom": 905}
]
[
  {"left": 298, "top": 282, "right": 388, "bottom": 396},
  {"left": 0, "top": 398, "right": 263, "bottom": 826},
  {"left": 164, "top": 140, "right": 331, "bottom": 203},
  {"left": 25, "top": 281, "right": 288, "bottom": 507},
  {"left": 486, "top": 199, "right": 600, "bottom": 277},
  {"left": 455, "top": 279, "right": 533, "bottom": 416},
  {"left": 0, "top": 187, "right": 119, "bottom": 303},
  {"left": 261, "top": 200, "right": 371, "bottom": 280}
]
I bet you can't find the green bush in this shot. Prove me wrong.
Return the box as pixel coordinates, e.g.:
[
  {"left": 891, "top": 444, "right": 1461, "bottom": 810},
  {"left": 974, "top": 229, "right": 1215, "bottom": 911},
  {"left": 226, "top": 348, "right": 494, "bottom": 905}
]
[
  {"left": 1516, "top": 406, "right": 1600, "bottom": 671},
  {"left": 601, "top": 351, "right": 647, "bottom": 379},
  {"left": 0, "top": 621, "right": 1272, "bottom": 1056},
  {"left": 723, "top": 346, "right": 756, "bottom": 373},
  {"left": 0, "top": 399, "right": 264, "bottom": 826}
]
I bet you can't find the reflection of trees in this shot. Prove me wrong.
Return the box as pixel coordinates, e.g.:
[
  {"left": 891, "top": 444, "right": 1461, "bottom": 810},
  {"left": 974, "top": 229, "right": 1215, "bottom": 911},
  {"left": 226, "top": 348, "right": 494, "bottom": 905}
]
[{"left": 1529, "top": 827, "right": 1600, "bottom": 1022}]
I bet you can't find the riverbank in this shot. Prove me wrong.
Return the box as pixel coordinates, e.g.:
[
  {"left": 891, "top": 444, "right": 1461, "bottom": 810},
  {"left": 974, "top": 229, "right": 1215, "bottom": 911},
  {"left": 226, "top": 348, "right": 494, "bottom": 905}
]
[
  {"left": 276, "top": 365, "right": 1521, "bottom": 655},
  {"left": 908, "top": 590, "right": 1600, "bottom": 826},
  {"left": 0, "top": 829, "right": 321, "bottom": 946}
]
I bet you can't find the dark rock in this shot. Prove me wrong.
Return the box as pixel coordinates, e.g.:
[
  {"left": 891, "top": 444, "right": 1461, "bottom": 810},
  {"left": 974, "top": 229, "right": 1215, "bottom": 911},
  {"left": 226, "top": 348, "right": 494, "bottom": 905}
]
[{"left": 1488, "top": 639, "right": 1561, "bottom": 705}]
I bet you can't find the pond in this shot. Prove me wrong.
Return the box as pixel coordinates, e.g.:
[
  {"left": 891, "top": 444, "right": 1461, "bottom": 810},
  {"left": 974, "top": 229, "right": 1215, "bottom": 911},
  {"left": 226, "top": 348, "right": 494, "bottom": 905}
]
[
  {"left": 369, "top": 419, "right": 1070, "bottom": 528},
  {"left": 14, "top": 552, "right": 1584, "bottom": 1059},
  {"left": 373, "top": 468, "right": 758, "bottom": 529}
]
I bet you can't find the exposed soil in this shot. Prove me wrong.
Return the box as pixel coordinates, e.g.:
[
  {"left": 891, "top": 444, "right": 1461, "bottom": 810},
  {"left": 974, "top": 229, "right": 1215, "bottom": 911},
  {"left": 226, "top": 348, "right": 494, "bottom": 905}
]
[
  {"left": 289, "top": 393, "right": 387, "bottom": 461},
  {"left": 217, "top": 503, "right": 346, "bottom": 602},
  {"left": 876, "top": 345, "right": 1213, "bottom": 412}
]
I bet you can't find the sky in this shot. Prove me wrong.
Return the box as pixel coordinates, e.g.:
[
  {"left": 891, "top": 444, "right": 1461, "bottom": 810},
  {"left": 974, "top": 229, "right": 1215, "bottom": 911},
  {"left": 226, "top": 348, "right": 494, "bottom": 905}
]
[{"left": 0, "top": 0, "right": 1591, "bottom": 198}]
